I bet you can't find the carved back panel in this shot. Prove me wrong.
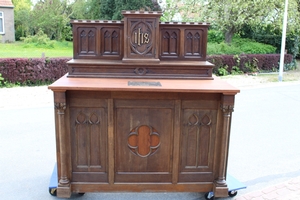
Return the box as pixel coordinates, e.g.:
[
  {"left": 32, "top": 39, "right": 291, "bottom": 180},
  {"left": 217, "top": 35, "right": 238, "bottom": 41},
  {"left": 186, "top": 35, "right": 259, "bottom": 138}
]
[
  {"left": 71, "top": 13, "right": 209, "bottom": 62},
  {"left": 69, "top": 11, "right": 211, "bottom": 79},
  {"left": 72, "top": 21, "right": 123, "bottom": 60}
]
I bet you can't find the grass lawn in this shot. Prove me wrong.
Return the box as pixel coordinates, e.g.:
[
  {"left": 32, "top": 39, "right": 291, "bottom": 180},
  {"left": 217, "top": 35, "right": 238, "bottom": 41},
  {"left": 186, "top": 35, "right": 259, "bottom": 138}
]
[{"left": 0, "top": 41, "right": 73, "bottom": 58}]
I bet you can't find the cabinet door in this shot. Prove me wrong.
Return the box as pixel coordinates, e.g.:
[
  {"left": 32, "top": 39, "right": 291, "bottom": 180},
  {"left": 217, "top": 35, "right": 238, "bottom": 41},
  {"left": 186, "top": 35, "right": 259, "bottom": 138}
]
[
  {"left": 179, "top": 100, "right": 218, "bottom": 182},
  {"left": 114, "top": 99, "right": 174, "bottom": 183},
  {"left": 69, "top": 92, "right": 108, "bottom": 182}
]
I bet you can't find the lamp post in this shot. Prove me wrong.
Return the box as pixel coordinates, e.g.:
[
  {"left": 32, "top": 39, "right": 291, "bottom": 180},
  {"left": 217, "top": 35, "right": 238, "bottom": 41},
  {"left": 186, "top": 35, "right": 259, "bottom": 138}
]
[{"left": 278, "top": 0, "right": 289, "bottom": 82}]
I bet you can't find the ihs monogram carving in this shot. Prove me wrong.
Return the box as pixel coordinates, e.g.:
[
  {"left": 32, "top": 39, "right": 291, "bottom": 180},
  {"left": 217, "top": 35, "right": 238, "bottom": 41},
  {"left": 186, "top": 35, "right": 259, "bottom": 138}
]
[
  {"left": 130, "top": 21, "right": 153, "bottom": 55},
  {"left": 128, "top": 125, "right": 160, "bottom": 157}
]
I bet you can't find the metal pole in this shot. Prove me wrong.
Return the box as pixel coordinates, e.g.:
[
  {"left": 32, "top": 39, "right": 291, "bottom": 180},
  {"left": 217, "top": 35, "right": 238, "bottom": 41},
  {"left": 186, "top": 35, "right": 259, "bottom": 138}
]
[{"left": 279, "top": 0, "right": 289, "bottom": 82}]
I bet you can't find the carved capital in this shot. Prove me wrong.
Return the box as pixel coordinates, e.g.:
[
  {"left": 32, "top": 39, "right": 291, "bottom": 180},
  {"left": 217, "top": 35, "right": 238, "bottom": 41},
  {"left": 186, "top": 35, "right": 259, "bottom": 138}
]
[
  {"left": 220, "top": 104, "right": 234, "bottom": 113},
  {"left": 55, "top": 103, "right": 66, "bottom": 115},
  {"left": 55, "top": 102, "right": 66, "bottom": 110}
]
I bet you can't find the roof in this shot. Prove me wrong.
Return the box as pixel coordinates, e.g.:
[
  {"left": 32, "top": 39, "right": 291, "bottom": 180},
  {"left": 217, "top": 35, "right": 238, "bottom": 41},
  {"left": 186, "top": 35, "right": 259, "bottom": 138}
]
[{"left": 0, "top": 0, "right": 14, "bottom": 7}]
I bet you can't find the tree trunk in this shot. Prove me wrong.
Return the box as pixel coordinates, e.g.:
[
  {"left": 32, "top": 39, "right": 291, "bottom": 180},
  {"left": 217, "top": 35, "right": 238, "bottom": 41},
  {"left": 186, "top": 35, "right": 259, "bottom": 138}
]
[{"left": 224, "top": 27, "right": 235, "bottom": 44}]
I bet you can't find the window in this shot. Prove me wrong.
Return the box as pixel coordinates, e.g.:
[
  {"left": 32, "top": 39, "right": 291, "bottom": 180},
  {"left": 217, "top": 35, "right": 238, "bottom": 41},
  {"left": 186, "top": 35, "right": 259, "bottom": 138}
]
[{"left": 0, "top": 12, "right": 4, "bottom": 34}]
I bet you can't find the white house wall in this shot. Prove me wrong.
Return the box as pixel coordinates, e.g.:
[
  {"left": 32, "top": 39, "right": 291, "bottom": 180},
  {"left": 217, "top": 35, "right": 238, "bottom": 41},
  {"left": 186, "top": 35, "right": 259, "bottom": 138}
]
[{"left": 0, "top": 6, "right": 15, "bottom": 43}]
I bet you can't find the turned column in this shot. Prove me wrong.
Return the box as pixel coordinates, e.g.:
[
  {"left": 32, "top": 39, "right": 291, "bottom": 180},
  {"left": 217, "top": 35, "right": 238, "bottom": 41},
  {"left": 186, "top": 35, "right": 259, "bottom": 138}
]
[
  {"left": 54, "top": 91, "right": 71, "bottom": 198},
  {"left": 214, "top": 94, "right": 235, "bottom": 197}
]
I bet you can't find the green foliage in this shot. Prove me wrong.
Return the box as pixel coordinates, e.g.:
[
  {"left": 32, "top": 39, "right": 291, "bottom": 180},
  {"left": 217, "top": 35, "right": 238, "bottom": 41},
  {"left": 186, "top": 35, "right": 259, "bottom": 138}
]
[
  {"left": 109, "top": 0, "right": 160, "bottom": 20},
  {"left": 99, "top": 0, "right": 116, "bottom": 19},
  {"left": 230, "top": 66, "right": 243, "bottom": 75},
  {"left": 239, "top": 24, "right": 300, "bottom": 60},
  {"left": 208, "top": 42, "right": 241, "bottom": 55},
  {"left": 244, "top": 58, "right": 259, "bottom": 73},
  {"left": 31, "top": 0, "right": 70, "bottom": 41},
  {"left": 208, "top": 30, "right": 224, "bottom": 43},
  {"left": 61, "top": 24, "right": 73, "bottom": 41},
  {"left": 0, "top": 73, "right": 4, "bottom": 86},
  {"left": 202, "top": 0, "right": 282, "bottom": 43},
  {"left": 207, "top": 36, "right": 276, "bottom": 55},
  {"left": 84, "top": 0, "right": 102, "bottom": 19},
  {"left": 217, "top": 66, "right": 229, "bottom": 76},
  {"left": 233, "top": 38, "right": 276, "bottom": 54},
  {"left": 20, "top": 29, "right": 55, "bottom": 48},
  {"left": 160, "top": 0, "right": 179, "bottom": 22},
  {"left": 284, "top": 62, "right": 297, "bottom": 71},
  {"left": 12, "top": 0, "right": 32, "bottom": 40}
]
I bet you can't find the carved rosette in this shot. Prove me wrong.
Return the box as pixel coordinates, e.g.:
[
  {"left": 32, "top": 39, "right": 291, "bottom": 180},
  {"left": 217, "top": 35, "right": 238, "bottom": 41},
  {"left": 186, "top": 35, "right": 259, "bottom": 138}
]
[
  {"left": 134, "top": 67, "right": 148, "bottom": 75},
  {"left": 128, "top": 125, "right": 161, "bottom": 157}
]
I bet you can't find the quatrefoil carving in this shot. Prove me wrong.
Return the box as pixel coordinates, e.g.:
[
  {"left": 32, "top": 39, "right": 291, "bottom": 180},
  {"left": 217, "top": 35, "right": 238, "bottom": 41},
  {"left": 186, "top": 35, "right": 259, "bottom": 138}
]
[{"left": 128, "top": 125, "right": 160, "bottom": 157}]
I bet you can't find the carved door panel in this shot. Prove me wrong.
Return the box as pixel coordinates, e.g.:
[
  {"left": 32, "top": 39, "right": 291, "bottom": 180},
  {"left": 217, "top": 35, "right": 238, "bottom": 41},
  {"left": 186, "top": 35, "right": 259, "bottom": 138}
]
[
  {"left": 76, "top": 27, "right": 97, "bottom": 57},
  {"left": 179, "top": 100, "right": 218, "bottom": 182},
  {"left": 160, "top": 29, "right": 180, "bottom": 59},
  {"left": 69, "top": 97, "right": 108, "bottom": 183},
  {"left": 100, "top": 27, "right": 122, "bottom": 58},
  {"left": 115, "top": 99, "right": 174, "bottom": 183},
  {"left": 184, "top": 29, "right": 204, "bottom": 59}
]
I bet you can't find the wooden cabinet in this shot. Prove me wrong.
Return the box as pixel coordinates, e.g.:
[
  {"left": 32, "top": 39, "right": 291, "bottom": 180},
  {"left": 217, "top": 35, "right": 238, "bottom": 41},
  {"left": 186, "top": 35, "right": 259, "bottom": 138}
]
[
  {"left": 48, "top": 11, "right": 239, "bottom": 198},
  {"left": 49, "top": 78, "right": 239, "bottom": 198}
]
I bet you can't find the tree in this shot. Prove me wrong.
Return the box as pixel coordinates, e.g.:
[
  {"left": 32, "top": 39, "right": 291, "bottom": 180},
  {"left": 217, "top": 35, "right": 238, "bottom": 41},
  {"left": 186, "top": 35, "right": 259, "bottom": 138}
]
[
  {"left": 202, "top": 0, "right": 282, "bottom": 44},
  {"left": 12, "top": 0, "right": 32, "bottom": 40},
  {"left": 99, "top": 0, "right": 161, "bottom": 20},
  {"left": 31, "top": 0, "right": 70, "bottom": 40}
]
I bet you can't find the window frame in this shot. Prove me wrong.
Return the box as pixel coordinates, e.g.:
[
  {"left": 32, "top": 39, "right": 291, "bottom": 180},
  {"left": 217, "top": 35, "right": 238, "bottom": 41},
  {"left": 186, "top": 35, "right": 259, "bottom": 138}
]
[{"left": 0, "top": 11, "right": 4, "bottom": 34}]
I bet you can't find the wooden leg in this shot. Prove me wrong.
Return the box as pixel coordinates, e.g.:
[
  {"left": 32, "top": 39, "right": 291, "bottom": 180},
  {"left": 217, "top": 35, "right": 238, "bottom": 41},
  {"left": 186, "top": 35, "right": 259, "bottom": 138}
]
[
  {"left": 214, "top": 95, "right": 235, "bottom": 197},
  {"left": 54, "top": 92, "right": 71, "bottom": 198}
]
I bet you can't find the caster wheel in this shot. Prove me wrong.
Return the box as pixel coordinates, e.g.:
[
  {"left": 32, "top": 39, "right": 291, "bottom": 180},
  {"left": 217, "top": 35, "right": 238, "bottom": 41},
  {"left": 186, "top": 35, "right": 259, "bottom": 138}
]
[
  {"left": 49, "top": 188, "right": 57, "bottom": 196},
  {"left": 228, "top": 190, "right": 238, "bottom": 197},
  {"left": 78, "top": 193, "right": 85, "bottom": 196},
  {"left": 204, "top": 192, "right": 214, "bottom": 200}
]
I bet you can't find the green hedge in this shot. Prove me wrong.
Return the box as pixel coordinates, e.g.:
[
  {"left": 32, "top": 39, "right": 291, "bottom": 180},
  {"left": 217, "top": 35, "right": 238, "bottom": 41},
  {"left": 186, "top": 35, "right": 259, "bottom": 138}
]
[
  {"left": 207, "top": 54, "right": 294, "bottom": 75},
  {"left": 207, "top": 37, "right": 277, "bottom": 55}
]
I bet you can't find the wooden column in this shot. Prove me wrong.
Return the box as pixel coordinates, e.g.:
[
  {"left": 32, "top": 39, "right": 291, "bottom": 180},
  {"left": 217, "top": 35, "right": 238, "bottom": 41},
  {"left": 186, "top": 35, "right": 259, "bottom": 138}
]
[
  {"left": 108, "top": 98, "right": 115, "bottom": 184},
  {"left": 214, "top": 94, "right": 234, "bottom": 197},
  {"left": 54, "top": 91, "right": 71, "bottom": 198}
]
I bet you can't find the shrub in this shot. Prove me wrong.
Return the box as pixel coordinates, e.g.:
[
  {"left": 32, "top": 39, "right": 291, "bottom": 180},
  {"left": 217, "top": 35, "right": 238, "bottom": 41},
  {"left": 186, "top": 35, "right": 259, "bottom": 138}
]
[
  {"left": 20, "top": 29, "right": 55, "bottom": 48},
  {"left": 207, "top": 54, "right": 294, "bottom": 76},
  {"left": 207, "top": 37, "right": 276, "bottom": 55},
  {"left": 208, "top": 30, "right": 224, "bottom": 43},
  {"left": 0, "top": 58, "right": 70, "bottom": 85},
  {"left": 231, "top": 37, "right": 276, "bottom": 54}
]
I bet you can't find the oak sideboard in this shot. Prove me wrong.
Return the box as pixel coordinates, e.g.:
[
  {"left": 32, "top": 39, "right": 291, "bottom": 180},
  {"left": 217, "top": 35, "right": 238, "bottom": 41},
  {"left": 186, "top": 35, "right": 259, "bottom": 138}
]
[{"left": 48, "top": 11, "right": 240, "bottom": 198}]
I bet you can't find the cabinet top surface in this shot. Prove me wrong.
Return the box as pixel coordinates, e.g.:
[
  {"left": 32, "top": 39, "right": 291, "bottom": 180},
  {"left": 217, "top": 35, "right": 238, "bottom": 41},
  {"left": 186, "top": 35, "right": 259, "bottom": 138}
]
[{"left": 48, "top": 75, "right": 240, "bottom": 95}]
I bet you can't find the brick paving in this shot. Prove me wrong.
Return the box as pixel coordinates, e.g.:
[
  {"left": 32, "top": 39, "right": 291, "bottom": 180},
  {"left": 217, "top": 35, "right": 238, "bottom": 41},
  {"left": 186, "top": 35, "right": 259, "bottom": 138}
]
[{"left": 234, "top": 176, "right": 300, "bottom": 200}]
